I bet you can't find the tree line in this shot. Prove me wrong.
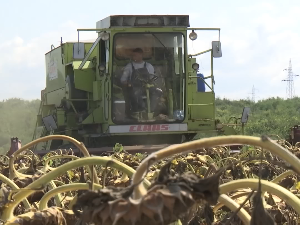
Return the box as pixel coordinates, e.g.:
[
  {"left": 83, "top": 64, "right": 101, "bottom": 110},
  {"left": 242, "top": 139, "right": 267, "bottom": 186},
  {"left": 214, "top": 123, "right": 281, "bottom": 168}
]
[{"left": 0, "top": 97, "right": 299, "bottom": 154}]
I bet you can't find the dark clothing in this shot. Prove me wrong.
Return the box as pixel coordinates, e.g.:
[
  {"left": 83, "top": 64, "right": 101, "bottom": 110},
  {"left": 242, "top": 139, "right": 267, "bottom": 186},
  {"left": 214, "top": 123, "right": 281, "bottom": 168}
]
[
  {"left": 123, "top": 62, "right": 160, "bottom": 115},
  {"left": 129, "top": 62, "right": 149, "bottom": 88},
  {"left": 122, "top": 86, "right": 132, "bottom": 117},
  {"left": 131, "top": 62, "right": 147, "bottom": 112}
]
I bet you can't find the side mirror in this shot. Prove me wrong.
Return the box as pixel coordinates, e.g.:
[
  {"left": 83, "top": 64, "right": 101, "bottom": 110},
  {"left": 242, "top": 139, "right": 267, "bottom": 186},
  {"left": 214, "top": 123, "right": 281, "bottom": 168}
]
[
  {"left": 73, "top": 43, "right": 85, "bottom": 59},
  {"left": 212, "top": 41, "right": 222, "bottom": 58},
  {"left": 78, "top": 35, "right": 102, "bottom": 70},
  {"left": 241, "top": 107, "right": 250, "bottom": 123}
]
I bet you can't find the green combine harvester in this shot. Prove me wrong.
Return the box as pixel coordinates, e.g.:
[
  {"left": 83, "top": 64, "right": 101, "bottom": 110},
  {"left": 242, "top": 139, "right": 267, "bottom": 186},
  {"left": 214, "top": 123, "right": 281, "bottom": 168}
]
[{"left": 31, "top": 15, "right": 250, "bottom": 155}]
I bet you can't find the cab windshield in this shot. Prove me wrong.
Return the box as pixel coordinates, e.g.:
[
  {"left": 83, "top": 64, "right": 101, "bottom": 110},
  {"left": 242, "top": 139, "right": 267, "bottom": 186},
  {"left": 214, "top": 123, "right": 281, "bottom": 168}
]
[{"left": 112, "top": 32, "right": 185, "bottom": 124}]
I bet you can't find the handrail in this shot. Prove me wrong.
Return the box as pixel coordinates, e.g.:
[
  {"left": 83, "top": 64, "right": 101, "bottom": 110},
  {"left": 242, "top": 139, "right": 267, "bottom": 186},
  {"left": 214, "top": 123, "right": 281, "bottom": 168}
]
[
  {"left": 188, "top": 49, "right": 212, "bottom": 57},
  {"left": 188, "top": 75, "right": 213, "bottom": 92}
]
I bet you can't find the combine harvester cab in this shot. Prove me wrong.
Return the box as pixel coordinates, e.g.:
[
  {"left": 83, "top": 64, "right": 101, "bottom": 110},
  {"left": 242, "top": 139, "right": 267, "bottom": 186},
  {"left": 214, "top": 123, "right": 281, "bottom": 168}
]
[{"left": 32, "top": 15, "right": 250, "bottom": 155}]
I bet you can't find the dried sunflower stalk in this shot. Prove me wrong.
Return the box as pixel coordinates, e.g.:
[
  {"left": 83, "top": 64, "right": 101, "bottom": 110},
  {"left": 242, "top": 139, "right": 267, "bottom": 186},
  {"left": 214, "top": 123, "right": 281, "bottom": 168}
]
[
  {"left": 72, "top": 161, "right": 226, "bottom": 225},
  {"left": 250, "top": 153, "right": 275, "bottom": 225},
  {"left": 13, "top": 174, "right": 46, "bottom": 204}
]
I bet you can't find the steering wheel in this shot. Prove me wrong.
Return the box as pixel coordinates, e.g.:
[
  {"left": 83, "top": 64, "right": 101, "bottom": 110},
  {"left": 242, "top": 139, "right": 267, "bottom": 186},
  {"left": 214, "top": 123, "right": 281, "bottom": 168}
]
[
  {"left": 136, "top": 73, "right": 158, "bottom": 84},
  {"left": 149, "top": 74, "right": 159, "bottom": 82}
]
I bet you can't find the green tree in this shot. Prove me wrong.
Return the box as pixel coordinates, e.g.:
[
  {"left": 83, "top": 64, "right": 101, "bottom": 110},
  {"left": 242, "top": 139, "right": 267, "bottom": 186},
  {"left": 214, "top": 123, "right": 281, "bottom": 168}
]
[
  {"left": 0, "top": 98, "right": 40, "bottom": 154},
  {"left": 0, "top": 96, "right": 300, "bottom": 154}
]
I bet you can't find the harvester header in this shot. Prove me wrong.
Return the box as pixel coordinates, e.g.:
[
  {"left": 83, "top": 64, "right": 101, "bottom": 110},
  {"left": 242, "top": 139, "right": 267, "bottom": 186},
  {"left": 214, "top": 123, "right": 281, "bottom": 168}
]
[{"left": 32, "top": 14, "right": 249, "bottom": 154}]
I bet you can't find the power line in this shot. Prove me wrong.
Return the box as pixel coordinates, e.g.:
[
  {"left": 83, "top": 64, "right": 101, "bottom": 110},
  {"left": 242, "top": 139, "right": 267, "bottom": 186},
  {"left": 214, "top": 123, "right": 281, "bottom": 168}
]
[{"left": 282, "top": 59, "right": 299, "bottom": 99}]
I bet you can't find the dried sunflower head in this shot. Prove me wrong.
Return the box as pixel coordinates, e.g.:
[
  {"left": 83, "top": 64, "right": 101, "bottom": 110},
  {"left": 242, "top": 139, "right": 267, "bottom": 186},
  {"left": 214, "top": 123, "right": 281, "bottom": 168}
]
[{"left": 72, "top": 161, "right": 226, "bottom": 225}]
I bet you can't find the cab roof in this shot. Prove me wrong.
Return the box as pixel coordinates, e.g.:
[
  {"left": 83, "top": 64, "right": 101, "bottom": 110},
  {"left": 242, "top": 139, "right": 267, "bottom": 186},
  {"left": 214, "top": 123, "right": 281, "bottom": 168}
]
[{"left": 96, "top": 15, "right": 190, "bottom": 29}]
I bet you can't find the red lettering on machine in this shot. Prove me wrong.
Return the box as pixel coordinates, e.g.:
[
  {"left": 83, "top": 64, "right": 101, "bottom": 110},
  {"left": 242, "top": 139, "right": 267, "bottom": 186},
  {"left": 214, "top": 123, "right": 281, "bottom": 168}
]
[{"left": 129, "top": 124, "right": 170, "bottom": 132}]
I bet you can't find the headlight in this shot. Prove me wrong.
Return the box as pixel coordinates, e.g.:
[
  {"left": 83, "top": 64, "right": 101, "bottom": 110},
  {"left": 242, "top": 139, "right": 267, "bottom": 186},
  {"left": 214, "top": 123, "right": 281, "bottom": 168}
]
[
  {"left": 101, "top": 32, "right": 110, "bottom": 41},
  {"left": 189, "top": 30, "right": 197, "bottom": 41},
  {"left": 192, "top": 63, "right": 199, "bottom": 71},
  {"left": 173, "top": 110, "right": 184, "bottom": 120}
]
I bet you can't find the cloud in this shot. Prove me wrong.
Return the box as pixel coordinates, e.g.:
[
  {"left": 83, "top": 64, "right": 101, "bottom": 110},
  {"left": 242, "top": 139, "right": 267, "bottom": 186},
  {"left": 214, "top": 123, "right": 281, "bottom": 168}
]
[
  {"left": 1, "top": 5, "right": 300, "bottom": 101},
  {"left": 184, "top": 3, "right": 300, "bottom": 100},
  {"left": 237, "top": 2, "right": 277, "bottom": 13},
  {"left": 0, "top": 21, "right": 97, "bottom": 100}
]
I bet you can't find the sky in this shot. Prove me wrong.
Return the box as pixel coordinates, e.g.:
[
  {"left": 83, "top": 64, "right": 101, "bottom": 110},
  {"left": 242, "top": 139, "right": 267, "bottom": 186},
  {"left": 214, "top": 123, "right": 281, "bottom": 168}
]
[{"left": 0, "top": 0, "right": 299, "bottom": 102}]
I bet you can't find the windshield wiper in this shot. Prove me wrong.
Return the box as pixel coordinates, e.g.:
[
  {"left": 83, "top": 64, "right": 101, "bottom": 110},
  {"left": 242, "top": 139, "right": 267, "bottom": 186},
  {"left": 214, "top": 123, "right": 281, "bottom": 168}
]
[{"left": 152, "top": 33, "right": 166, "bottom": 49}]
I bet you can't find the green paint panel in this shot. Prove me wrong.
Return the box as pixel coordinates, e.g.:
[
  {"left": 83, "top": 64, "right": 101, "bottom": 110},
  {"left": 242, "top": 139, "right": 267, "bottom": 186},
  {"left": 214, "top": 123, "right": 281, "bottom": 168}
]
[
  {"left": 93, "top": 80, "right": 102, "bottom": 101},
  {"left": 82, "top": 107, "right": 103, "bottom": 124},
  {"left": 36, "top": 115, "right": 43, "bottom": 126},
  {"left": 222, "top": 125, "right": 238, "bottom": 135},
  {"left": 56, "top": 109, "right": 66, "bottom": 127},
  {"left": 187, "top": 120, "right": 215, "bottom": 131},
  {"left": 72, "top": 61, "right": 96, "bottom": 92},
  {"left": 45, "top": 47, "right": 65, "bottom": 93},
  {"left": 41, "top": 105, "right": 55, "bottom": 117},
  {"left": 66, "top": 113, "right": 77, "bottom": 127},
  {"left": 63, "top": 42, "right": 98, "bottom": 65},
  {"left": 44, "top": 42, "right": 98, "bottom": 106},
  {"left": 46, "top": 88, "right": 65, "bottom": 106},
  {"left": 190, "top": 92, "right": 215, "bottom": 119},
  {"left": 186, "top": 58, "right": 197, "bottom": 109}
]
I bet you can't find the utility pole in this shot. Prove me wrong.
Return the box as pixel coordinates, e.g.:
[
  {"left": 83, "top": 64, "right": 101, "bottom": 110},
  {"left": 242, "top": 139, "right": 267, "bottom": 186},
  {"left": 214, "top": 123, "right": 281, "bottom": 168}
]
[
  {"left": 248, "top": 85, "right": 258, "bottom": 102},
  {"left": 282, "top": 59, "right": 299, "bottom": 99}
]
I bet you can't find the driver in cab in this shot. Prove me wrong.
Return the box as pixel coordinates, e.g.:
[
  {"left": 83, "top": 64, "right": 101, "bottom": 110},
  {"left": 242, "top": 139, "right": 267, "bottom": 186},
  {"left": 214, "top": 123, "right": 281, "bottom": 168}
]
[
  {"left": 120, "top": 48, "right": 157, "bottom": 118},
  {"left": 120, "top": 47, "right": 155, "bottom": 85}
]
